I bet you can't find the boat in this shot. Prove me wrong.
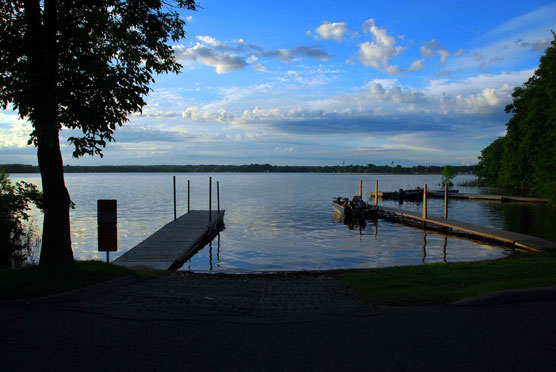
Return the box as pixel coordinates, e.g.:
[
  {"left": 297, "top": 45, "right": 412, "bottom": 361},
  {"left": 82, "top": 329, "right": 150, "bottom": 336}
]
[{"left": 332, "top": 196, "right": 378, "bottom": 222}]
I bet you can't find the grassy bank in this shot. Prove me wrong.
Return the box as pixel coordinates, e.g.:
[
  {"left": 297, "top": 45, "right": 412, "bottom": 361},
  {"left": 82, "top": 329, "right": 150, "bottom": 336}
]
[
  {"left": 339, "top": 253, "right": 556, "bottom": 305},
  {"left": 0, "top": 260, "right": 163, "bottom": 300}
]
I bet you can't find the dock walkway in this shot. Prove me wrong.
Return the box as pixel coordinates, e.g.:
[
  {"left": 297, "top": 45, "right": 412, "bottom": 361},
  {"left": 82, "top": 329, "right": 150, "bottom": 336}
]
[
  {"left": 377, "top": 206, "right": 556, "bottom": 251},
  {"left": 114, "top": 210, "right": 225, "bottom": 270},
  {"left": 370, "top": 191, "right": 548, "bottom": 203}
]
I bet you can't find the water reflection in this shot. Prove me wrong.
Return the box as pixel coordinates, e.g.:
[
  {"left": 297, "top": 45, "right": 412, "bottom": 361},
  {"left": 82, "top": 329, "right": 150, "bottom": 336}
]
[{"left": 12, "top": 173, "right": 525, "bottom": 271}]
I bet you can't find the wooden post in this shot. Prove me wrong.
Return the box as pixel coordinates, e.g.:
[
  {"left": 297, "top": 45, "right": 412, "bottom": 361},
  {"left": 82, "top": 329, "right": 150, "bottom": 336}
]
[
  {"left": 443, "top": 236, "right": 448, "bottom": 263},
  {"left": 173, "top": 176, "right": 177, "bottom": 221},
  {"left": 444, "top": 182, "right": 448, "bottom": 219},
  {"left": 421, "top": 230, "right": 427, "bottom": 262},
  {"left": 422, "top": 184, "right": 427, "bottom": 220},
  {"left": 209, "top": 177, "right": 212, "bottom": 222},
  {"left": 187, "top": 180, "right": 190, "bottom": 213},
  {"left": 359, "top": 180, "right": 362, "bottom": 198},
  {"left": 217, "top": 181, "right": 220, "bottom": 213},
  {"left": 374, "top": 180, "right": 378, "bottom": 206}
]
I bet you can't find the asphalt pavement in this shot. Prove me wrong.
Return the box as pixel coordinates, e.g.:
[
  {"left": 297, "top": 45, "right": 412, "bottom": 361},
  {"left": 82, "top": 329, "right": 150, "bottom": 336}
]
[{"left": 2, "top": 272, "right": 556, "bottom": 371}]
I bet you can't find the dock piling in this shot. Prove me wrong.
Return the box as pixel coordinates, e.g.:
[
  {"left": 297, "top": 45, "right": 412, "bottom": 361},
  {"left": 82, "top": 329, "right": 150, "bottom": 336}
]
[
  {"left": 375, "top": 180, "right": 378, "bottom": 206},
  {"left": 359, "top": 180, "right": 362, "bottom": 198},
  {"left": 423, "top": 184, "right": 428, "bottom": 222},
  {"left": 217, "top": 181, "right": 220, "bottom": 213},
  {"left": 187, "top": 180, "right": 190, "bottom": 213},
  {"left": 209, "top": 177, "right": 212, "bottom": 222},
  {"left": 444, "top": 183, "right": 448, "bottom": 219},
  {"left": 173, "top": 176, "right": 177, "bottom": 221}
]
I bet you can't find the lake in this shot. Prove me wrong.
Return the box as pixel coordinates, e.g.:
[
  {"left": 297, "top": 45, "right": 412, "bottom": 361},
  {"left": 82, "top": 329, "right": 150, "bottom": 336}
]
[{"left": 12, "top": 173, "right": 556, "bottom": 272}]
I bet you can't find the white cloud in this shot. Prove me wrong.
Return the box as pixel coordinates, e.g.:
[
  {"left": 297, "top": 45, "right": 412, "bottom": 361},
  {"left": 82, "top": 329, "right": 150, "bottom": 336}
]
[
  {"left": 0, "top": 114, "right": 33, "bottom": 148},
  {"left": 173, "top": 43, "right": 247, "bottom": 74},
  {"left": 409, "top": 59, "right": 425, "bottom": 71},
  {"left": 253, "top": 64, "right": 268, "bottom": 72},
  {"left": 454, "top": 49, "right": 464, "bottom": 56},
  {"left": 196, "top": 35, "right": 223, "bottom": 47},
  {"left": 315, "top": 21, "right": 348, "bottom": 42},
  {"left": 358, "top": 19, "right": 405, "bottom": 74},
  {"left": 246, "top": 55, "right": 258, "bottom": 63}
]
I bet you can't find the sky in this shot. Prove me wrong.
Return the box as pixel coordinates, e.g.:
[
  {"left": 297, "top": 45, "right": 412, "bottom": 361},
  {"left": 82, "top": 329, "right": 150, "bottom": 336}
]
[{"left": 1, "top": 0, "right": 556, "bottom": 166}]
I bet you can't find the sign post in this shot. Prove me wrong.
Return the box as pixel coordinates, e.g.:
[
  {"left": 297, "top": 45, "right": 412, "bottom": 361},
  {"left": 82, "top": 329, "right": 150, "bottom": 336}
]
[{"left": 98, "top": 200, "right": 117, "bottom": 263}]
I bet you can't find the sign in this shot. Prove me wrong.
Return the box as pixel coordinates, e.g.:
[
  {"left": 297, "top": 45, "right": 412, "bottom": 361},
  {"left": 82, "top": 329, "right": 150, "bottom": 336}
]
[{"left": 98, "top": 200, "right": 117, "bottom": 253}]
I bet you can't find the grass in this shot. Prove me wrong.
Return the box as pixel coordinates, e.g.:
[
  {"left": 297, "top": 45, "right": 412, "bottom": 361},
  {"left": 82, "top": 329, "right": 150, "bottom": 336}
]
[
  {"left": 0, "top": 260, "right": 164, "bottom": 300},
  {"left": 339, "top": 252, "right": 556, "bottom": 305}
]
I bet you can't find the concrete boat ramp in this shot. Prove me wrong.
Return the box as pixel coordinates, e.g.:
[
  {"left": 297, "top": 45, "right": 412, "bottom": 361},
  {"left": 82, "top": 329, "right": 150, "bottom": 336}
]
[{"left": 115, "top": 210, "right": 225, "bottom": 270}]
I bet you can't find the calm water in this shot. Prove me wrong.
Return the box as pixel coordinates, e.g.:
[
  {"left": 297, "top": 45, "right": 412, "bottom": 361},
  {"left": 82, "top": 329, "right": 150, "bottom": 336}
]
[{"left": 12, "top": 173, "right": 556, "bottom": 272}]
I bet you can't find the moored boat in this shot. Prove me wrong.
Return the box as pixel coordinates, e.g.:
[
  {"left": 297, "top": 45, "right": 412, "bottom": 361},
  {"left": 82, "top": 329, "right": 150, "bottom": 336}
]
[{"left": 332, "top": 196, "right": 378, "bottom": 221}]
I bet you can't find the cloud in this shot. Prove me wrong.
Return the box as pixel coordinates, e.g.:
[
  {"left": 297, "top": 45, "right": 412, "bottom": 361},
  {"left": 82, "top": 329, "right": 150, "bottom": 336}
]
[
  {"left": 253, "top": 64, "right": 269, "bottom": 72},
  {"left": 173, "top": 43, "right": 247, "bottom": 74},
  {"left": 196, "top": 35, "right": 222, "bottom": 47},
  {"left": 454, "top": 49, "right": 464, "bottom": 56},
  {"left": 0, "top": 114, "right": 32, "bottom": 148},
  {"left": 261, "top": 46, "right": 331, "bottom": 62},
  {"left": 246, "top": 55, "right": 258, "bottom": 63},
  {"left": 182, "top": 106, "right": 230, "bottom": 122},
  {"left": 174, "top": 36, "right": 331, "bottom": 73},
  {"left": 358, "top": 19, "right": 404, "bottom": 74},
  {"left": 515, "top": 38, "right": 551, "bottom": 51},
  {"left": 409, "top": 59, "right": 425, "bottom": 71},
  {"left": 315, "top": 21, "right": 348, "bottom": 42},
  {"left": 420, "top": 39, "right": 451, "bottom": 65}
]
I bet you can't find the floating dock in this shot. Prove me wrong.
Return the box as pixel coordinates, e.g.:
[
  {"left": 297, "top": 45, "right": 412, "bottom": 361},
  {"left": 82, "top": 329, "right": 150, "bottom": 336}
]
[
  {"left": 114, "top": 210, "right": 225, "bottom": 270},
  {"left": 377, "top": 206, "right": 556, "bottom": 251}
]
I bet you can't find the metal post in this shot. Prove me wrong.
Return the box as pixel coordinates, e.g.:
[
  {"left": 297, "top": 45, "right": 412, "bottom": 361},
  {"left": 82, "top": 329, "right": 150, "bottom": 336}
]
[
  {"left": 217, "top": 181, "right": 220, "bottom": 213},
  {"left": 375, "top": 180, "right": 378, "bottom": 206},
  {"left": 173, "top": 176, "right": 177, "bottom": 221},
  {"left": 209, "top": 176, "right": 212, "bottom": 222},
  {"left": 106, "top": 251, "right": 109, "bottom": 263},
  {"left": 423, "top": 184, "right": 427, "bottom": 220},
  {"left": 444, "top": 182, "right": 448, "bottom": 219},
  {"left": 187, "top": 180, "right": 190, "bottom": 213}
]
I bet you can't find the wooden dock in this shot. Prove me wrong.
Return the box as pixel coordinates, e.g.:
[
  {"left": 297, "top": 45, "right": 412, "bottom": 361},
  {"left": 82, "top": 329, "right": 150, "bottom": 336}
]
[
  {"left": 114, "top": 210, "right": 225, "bottom": 270},
  {"left": 370, "top": 191, "right": 548, "bottom": 204},
  {"left": 377, "top": 206, "right": 556, "bottom": 252}
]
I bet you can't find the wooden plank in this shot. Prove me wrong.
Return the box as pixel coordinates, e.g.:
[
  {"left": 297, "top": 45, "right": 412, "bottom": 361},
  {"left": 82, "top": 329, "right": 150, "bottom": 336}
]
[
  {"left": 378, "top": 206, "right": 556, "bottom": 251},
  {"left": 114, "top": 210, "right": 225, "bottom": 270}
]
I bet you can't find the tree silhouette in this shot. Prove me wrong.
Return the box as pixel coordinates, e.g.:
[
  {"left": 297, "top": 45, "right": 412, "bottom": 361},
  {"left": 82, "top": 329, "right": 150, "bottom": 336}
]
[{"left": 0, "top": 1, "right": 197, "bottom": 267}]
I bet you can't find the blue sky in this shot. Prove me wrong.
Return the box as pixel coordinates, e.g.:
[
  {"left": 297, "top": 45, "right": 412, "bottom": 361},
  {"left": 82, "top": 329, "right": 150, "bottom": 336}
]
[{"left": 1, "top": 0, "right": 555, "bottom": 166}]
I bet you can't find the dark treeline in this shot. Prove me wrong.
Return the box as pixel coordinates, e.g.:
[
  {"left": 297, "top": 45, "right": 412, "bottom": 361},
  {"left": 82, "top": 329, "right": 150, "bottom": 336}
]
[
  {"left": 1, "top": 163, "right": 475, "bottom": 174},
  {"left": 475, "top": 32, "right": 556, "bottom": 202}
]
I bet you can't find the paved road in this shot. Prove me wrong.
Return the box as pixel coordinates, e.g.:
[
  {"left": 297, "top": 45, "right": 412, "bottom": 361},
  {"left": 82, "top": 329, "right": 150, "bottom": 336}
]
[{"left": 2, "top": 273, "right": 556, "bottom": 371}]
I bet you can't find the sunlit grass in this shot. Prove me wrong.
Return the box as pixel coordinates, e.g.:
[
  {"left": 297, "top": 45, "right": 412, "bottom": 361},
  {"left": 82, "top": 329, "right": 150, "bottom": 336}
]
[{"left": 339, "top": 252, "right": 556, "bottom": 305}]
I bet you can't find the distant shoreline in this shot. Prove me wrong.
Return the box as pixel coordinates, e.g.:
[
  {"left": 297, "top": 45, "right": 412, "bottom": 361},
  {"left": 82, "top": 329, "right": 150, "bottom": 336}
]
[{"left": 1, "top": 163, "right": 476, "bottom": 175}]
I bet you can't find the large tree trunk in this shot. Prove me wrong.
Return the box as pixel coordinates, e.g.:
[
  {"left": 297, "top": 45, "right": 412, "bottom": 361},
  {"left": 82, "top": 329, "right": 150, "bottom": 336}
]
[
  {"left": 25, "top": 0, "right": 74, "bottom": 267},
  {"left": 37, "top": 136, "right": 74, "bottom": 267}
]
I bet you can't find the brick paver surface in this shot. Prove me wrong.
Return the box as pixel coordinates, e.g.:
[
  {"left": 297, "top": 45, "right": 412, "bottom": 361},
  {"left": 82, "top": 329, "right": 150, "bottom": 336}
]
[{"left": 65, "top": 273, "right": 372, "bottom": 322}]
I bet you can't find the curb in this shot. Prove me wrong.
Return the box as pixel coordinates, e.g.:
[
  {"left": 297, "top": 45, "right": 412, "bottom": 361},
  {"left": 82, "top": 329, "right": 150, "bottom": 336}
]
[{"left": 452, "top": 286, "right": 556, "bottom": 306}]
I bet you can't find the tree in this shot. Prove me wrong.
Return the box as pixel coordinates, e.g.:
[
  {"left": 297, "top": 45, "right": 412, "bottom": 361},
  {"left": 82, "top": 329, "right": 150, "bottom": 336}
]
[
  {"left": 441, "top": 165, "right": 456, "bottom": 188},
  {"left": 476, "top": 31, "right": 556, "bottom": 201},
  {"left": 475, "top": 137, "right": 506, "bottom": 183},
  {"left": 0, "top": 170, "right": 43, "bottom": 268},
  {"left": 0, "top": 1, "right": 197, "bottom": 267}
]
